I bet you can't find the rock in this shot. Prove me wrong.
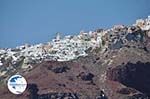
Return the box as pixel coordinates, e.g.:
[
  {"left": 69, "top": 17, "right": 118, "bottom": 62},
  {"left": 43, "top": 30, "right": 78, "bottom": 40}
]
[
  {"left": 128, "top": 94, "right": 148, "bottom": 99},
  {"left": 116, "top": 88, "right": 137, "bottom": 95},
  {"left": 96, "top": 91, "right": 108, "bottom": 99},
  {"left": 77, "top": 72, "right": 94, "bottom": 81},
  {"left": 109, "top": 39, "right": 124, "bottom": 50},
  {"left": 27, "top": 84, "right": 79, "bottom": 99},
  {"left": 27, "top": 84, "right": 39, "bottom": 99},
  {"left": 48, "top": 65, "right": 70, "bottom": 73},
  {"left": 107, "top": 62, "right": 150, "bottom": 97},
  {"left": 126, "top": 31, "right": 143, "bottom": 42}
]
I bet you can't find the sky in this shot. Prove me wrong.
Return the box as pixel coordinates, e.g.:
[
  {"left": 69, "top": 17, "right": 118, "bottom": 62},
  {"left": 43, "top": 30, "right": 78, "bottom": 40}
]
[{"left": 0, "top": 0, "right": 150, "bottom": 48}]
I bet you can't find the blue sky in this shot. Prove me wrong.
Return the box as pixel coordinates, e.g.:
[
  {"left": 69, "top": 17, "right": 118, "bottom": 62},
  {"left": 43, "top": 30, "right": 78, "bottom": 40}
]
[{"left": 0, "top": 0, "right": 150, "bottom": 48}]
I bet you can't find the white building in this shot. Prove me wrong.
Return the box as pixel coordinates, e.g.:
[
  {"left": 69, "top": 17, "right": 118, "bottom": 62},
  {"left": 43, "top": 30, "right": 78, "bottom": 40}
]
[{"left": 0, "top": 61, "right": 3, "bottom": 66}]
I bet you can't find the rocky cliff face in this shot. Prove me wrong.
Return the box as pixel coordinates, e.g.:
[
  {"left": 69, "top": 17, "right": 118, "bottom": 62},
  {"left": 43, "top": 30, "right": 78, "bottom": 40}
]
[
  {"left": 1, "top": 46, "right": 150, "bottom": 99},
  {"left": 107, "top": 62, "right": 150, "bottom": 98}
]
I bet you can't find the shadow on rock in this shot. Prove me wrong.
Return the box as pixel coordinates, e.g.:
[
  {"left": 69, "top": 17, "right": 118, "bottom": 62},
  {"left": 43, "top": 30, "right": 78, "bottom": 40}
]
[{"left": 107, "top": 61, "right": 150, "bottom": 97}]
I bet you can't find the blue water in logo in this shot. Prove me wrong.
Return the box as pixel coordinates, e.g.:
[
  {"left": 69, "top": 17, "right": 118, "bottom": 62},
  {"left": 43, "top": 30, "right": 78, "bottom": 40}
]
[
  {"left": 10, "top": 76, "right": 22, "bottom": 89},
  {"left": 10, "top": 76, "right": 22, "bottom": 82}
]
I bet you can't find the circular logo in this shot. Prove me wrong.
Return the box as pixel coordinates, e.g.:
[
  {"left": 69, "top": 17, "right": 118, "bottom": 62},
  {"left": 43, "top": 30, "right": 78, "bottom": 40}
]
[{"left": 7, "top": 75, "right": 27, "bottom": 94}]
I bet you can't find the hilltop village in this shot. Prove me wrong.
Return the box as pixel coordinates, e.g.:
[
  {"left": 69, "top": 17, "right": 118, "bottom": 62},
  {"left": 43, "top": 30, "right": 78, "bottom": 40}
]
[
  {"left": 0, "top": 29, "right": 105, "bottom": 67},
  {"left": 0, "top": 16, "right": 150, "bottom": 78}
]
